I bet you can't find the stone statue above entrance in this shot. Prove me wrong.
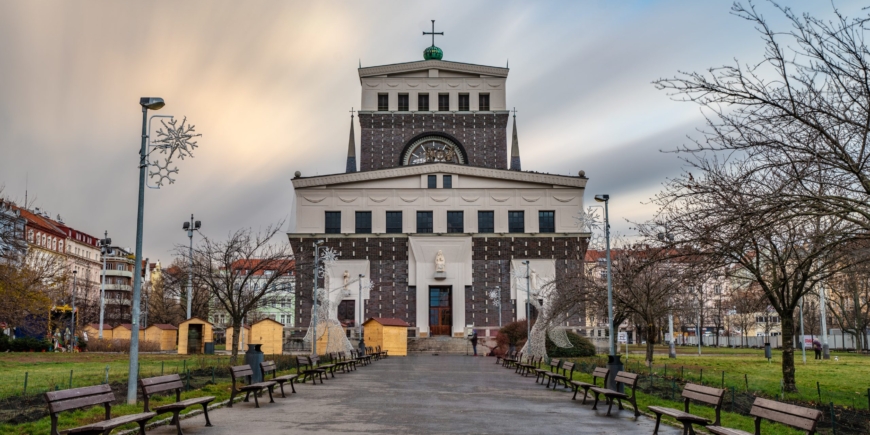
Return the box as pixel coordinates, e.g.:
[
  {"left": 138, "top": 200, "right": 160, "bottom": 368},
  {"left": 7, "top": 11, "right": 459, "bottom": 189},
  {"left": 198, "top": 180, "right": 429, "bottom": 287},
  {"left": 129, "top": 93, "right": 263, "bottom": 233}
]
[{"left": 434, "top": 250, "right": 446, "bottom": 279}]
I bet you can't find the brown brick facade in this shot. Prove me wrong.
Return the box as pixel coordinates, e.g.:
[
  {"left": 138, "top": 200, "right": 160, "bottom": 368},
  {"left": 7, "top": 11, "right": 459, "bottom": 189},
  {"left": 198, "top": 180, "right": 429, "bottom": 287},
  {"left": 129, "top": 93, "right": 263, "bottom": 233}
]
[
  {"left": 290, "top": 236, "right": 587, "bottom": 330},
  {"left": 359, "top": 112, "right": 509, "bottom": 171}
]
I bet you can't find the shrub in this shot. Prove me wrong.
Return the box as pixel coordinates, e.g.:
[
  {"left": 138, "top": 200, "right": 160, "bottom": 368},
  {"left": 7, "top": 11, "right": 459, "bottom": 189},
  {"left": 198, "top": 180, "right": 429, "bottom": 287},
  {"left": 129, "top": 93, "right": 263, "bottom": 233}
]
[
  {"left": 546, "top": 330, "right": 596, "bottom": 358},
  {"left": 3, "top": 336, "right": 52, "bottom": 352},
  {"left": 85, "top": 338, "right": 161, "bottom": 353}
]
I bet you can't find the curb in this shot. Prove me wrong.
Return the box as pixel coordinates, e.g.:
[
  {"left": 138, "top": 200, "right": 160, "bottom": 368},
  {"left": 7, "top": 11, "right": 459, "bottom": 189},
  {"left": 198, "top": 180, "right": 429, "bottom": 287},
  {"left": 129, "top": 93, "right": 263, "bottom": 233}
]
[{"left": 116, "top": 395, "right": 246, "bottom": 435}]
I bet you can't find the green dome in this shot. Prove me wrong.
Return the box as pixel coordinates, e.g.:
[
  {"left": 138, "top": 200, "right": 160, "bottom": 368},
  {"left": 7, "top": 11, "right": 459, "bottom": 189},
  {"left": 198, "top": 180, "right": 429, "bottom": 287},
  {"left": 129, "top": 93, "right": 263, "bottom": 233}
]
[{"left": 423, "top": 45, "right": 443, "bottom": 61}]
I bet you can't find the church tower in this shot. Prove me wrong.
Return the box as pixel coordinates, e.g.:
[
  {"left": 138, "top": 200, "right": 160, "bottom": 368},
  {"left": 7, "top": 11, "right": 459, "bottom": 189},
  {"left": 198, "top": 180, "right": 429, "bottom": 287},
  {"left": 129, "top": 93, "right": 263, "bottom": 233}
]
[{"left": 289, "top": 23, "right": 588, "bottom": 347}]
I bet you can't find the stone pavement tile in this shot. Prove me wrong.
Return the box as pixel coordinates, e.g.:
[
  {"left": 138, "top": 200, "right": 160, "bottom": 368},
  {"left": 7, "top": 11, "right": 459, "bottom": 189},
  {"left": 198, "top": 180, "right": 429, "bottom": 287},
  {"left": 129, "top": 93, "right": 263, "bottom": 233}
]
[{"left": 145, "top": 355, "right": 680, "bottom": 435}]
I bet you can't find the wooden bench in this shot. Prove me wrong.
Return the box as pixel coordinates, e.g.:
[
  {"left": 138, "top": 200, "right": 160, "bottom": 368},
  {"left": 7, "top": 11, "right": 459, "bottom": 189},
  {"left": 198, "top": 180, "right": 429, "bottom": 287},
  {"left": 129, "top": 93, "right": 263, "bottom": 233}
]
[
  {"left": 376, "top": 345, "right": 388, "bottom": 358},
  {"left": 45, "top": 384, "right": 156, "bottom": 435},
  {"left": 516, "top": 355, "right": 541, "bottom": 377},
  {"left": 504, "top": 352, "right": 522, "bottom": 369},
  {"left": 140, "top": 374, "right": 215, "bottom": 435},
  {"left": 547, "top": 361, "right": 575, "bottom": 389},
  {"left": 496, "top": 350, "right": 516, "bottom": 366},
  {"left": 229, "top": 365, "right": 276, "bottom": 408},
  {"left": 296, "top": 355, "right": 327, "bottom": 383},
  {"left": 535, "top": 358, "right": 560, "bottom": 384},
  {"left": 570, "top": 367, "right": 609, "bottom": 404},
  {"left": 260, "top": 361, "right": 299, "bottom": 398},
  {"left": 329, "top": 352, "right": 354, "bottom": 373},
  {"left": 590, "top": 371, "right": 640, "bottom": 417},
  {"left": 648, "top": 383, "right": 725, "bottom": 435},
  {"left": 350, "top": 350, "right": 369, "bottom": 367},
  {"left": 705, "top": 397, "right": 823, "bottom": 435}
]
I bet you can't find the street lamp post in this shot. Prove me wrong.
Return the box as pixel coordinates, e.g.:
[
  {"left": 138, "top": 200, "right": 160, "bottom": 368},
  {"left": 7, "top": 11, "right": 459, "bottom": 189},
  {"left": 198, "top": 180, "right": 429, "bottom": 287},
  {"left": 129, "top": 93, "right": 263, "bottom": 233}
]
[
  {"left": 358, "top": 273, "right": 366, "bottom": 353},
  {"left": 522, "top": 261, "right": 531, "bottom": 345},
  {"left": 799, "top": 296, "right": 806, "bottom": 364},
  {"left": 496, "top": 286, "right": 502, "bottom": 328},
  {"left": 98, "top": 232, "right": 111, "bottom": 339},
  {"left": 182, "top": 215, "right": 201, "bottom": 319},
  {"left": 819, "top": 280, "right": 830, "bottom": 359},
  {"left": 127, "top": 97, "right": 165, "bottom": 404},
  {"left": 311, "top": 240, "right": 324, "bottom": 356},
  {"left": 71, "top": 270, "right": 77, "bottom": 350},
  {"left": 595, "top": 194, "right": 622, "bottom": 391},
  {"left": 657, "top": 229, "right": 677, "bottom": 359}
]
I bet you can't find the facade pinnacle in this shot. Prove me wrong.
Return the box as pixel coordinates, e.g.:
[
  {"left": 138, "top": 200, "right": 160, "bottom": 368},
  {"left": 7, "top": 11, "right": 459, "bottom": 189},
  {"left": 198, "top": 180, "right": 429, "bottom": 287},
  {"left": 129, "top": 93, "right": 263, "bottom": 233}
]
[
  {"left": 346, "top": 109, "right": 357, "bottom": 173},
  {"left": 509, "top": 108, "right": 521, "bottom": 171}
]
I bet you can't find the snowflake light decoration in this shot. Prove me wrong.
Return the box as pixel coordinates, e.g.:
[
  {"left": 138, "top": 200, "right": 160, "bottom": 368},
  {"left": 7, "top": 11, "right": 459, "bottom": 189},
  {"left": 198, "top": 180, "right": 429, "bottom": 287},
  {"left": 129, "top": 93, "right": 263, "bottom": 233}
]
[
  {"left": 148, "top": 117, "right": 201, "bottom": 187},
  {"left": 575, "top": 206, "right": 606, "bottom": 250},
  {"left": 487, "top": 288, "right": 501, "bottom": 308}
]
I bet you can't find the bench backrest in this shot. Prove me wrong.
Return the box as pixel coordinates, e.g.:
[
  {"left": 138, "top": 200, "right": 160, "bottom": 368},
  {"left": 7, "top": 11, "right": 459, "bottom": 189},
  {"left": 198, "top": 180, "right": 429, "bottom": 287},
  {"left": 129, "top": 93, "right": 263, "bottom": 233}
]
[
  {"left": 139, "top": 374, "right": 183, "bottom": 412},
  {"left": 561, "top": 361, "right": 575, "bottom": 377},
  {"left": 261, "top": 360, "right": 278, "bottom": 377},
  {"left": 682, "top": 383, "right": 725, "bottom": 426},
  {"left": 45, "top": 384, "right": 115, "bottom": 435},
  {"left": 549, "top": 358, "right": 561, "bottom": 370},
  {"left": 614, "top": 371, "right": 639, "bottom": 397},
  {"left": 592, "top": 367, "right": 610, "bottom": 385},
  {"left": 749, "top": 398, "right": 822, "bottom": 435},
  {"left": 230, "top": 365, "right": 253, "bottom": 387}
]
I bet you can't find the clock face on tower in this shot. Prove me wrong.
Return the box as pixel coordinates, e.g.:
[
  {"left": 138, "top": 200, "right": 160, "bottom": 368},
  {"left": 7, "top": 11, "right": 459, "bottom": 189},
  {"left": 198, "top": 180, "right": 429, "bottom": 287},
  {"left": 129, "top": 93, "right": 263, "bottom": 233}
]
[{"left": 402, "top": 136, "right": 466, "bottom": 166}]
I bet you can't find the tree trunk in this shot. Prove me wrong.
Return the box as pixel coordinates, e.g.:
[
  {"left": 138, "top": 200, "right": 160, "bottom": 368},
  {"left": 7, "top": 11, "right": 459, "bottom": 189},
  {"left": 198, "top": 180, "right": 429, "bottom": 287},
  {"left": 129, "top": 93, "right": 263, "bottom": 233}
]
[
  {"left": 646, "top": 323, "right": 656, "bottom": 364},
  {"left": 230, "top": 323, "right": 241, "bottom": 364},
  {"left": 780, "top": 312, "right": 798, "bottom": 392}
]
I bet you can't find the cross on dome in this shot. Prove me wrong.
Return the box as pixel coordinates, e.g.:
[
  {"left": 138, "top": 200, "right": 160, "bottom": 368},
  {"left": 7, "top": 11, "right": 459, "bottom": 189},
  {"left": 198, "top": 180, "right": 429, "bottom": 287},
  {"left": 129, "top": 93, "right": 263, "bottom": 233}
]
[{"left": 422, "top": 20, "right": 444, "bottom": 60}]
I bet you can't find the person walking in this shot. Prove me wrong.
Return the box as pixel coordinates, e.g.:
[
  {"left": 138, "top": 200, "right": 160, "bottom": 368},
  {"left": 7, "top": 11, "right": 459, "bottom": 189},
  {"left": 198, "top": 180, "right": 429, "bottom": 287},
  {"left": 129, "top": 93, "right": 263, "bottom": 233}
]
[
  {"left": 470, "top": 331, "right": 479, "bottom": 356},
  {"left": 813, "top": 339, "right": 822, "bottom": 360}
]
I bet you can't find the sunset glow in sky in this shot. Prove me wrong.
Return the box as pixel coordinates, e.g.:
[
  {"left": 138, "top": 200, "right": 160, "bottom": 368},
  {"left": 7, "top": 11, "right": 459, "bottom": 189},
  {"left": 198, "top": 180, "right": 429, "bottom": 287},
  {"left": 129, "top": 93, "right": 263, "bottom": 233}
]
[{"left": 0, "top": 1, "right": 860, "bottom": 261}]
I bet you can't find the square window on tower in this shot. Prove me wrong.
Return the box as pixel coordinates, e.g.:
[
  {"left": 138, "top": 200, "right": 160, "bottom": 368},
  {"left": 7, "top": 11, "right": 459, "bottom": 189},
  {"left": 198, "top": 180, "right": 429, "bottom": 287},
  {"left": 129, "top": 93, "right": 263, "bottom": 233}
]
[
  {"left": 458, "top": 94, "right": 470, "bottom": 111},
  {"left": 324, "top": 211, "right": 341, "bottom": 234},
  {"left": 478, "top": 211, "right": 494, "bottom": 233},
  {"left": 479, "top": 94, "right": 490, "bottom": 111},
  {"left": 508, "top": 211, "right": 525, "bottom": 233},
  {"left": 378, "top": 93, "right": 389, "bottom": 111},
  {"left": 438, "top": 94, "right": 450, "bottom": 111},
  {"left": 355, "top": 211, "right": 372, "bottom": 233},
  {"left": 386, "top": 211, "right": 403, "bottom": 233},
  {"left": 398, "top": 94, "right": 409, "bottom": 111},
  {"left": 418, "top": 94, "right": 430, "bottom": 111},
  {"left": 416, "top": 211, "right": 433, "bottom": 233},
  {"left": 428, "top": 174, "right": 437, "bottom": 189},
  {"left": 447, "top": 211, "right": 464, "bottom": 233},
  {"left": 538, "top": 211, "right": 555, "bottom": 233}
]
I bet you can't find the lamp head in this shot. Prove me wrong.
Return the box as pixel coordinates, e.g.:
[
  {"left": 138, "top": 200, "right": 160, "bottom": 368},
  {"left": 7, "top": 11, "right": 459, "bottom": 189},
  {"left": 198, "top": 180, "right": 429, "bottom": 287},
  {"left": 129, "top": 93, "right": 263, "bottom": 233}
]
[
  {"left": 72, "top": 270, "right": 77, "bottom": 275},
  {"left": 183, "top": 222, "right": 190, "bottom": 230},
  {"left": 139, "top": 97, "right": 165, "bottom": 110},
  {"left": 315, "top": 240, "right": 325, "bottom": 246},
  {"left": 194, "top": 220, "right": 201, "bottom": 230},
  {"left": 594, "top": 194, "right": 609, "bottom": 203},
  {"left": 359, "top": 274, "right": 365, "bottom": 278},
  {"left": 522, "top": 260, "right": 530, "bottom": 265}
]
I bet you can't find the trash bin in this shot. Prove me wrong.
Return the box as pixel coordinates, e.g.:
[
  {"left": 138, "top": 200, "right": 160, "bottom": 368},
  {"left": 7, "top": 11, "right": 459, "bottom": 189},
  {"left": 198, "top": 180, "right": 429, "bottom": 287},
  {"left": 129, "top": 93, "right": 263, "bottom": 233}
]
[
  {"left": 764, "top": 342, "right": 772, "bottom": 361},
  {"left": 244, "top": 344, "right": 264, "bottom": 384},
  {"left": 204, "top": 342, "right": 215, "bottom": 355}
]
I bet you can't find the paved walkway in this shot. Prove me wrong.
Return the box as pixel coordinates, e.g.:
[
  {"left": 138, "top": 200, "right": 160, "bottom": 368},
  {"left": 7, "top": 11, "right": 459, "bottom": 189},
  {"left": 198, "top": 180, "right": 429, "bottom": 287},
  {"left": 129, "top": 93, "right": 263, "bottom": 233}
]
[{"left": 147, "top": 355, "right": 678, "bottom": 434}]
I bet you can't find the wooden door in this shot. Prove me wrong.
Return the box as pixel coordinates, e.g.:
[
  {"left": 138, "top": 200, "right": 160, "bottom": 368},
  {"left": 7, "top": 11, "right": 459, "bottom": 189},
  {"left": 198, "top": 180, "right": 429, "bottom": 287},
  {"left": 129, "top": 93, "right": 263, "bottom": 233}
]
[{"left": 429, "top": 287, "right": 451, "bottom": 336}]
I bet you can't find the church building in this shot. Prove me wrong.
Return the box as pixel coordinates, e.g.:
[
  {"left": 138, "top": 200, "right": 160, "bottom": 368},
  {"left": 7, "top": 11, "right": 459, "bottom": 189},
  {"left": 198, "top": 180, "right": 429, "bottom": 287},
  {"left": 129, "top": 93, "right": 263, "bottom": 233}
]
[{"left": 289, "top": 27, "right": 589, "bottom": 342}]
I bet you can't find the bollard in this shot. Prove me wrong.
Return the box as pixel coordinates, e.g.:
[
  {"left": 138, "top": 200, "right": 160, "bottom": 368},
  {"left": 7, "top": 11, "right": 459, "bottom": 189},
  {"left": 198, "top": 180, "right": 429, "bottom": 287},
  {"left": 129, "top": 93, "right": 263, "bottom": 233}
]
[
  {"left": 69, "top": 370, "right": 73, "bottom": 389},
  {"left": 23, "top": 372, "right": 28, "bottom": 395},
  {"left": 744, "top": 374, "right": 748, "bottom": 392},
  {"left": 161, "top": 361, "right": 164, "bottom": 376},
  {"left": 829, "top": 402, "right": 836, "bottom": 434}
]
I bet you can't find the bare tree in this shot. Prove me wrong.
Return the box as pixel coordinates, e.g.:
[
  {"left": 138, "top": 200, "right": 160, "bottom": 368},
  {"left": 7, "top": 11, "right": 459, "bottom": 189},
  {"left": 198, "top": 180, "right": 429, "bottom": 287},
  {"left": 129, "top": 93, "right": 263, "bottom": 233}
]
[
  {"left": 145, "top": 262, "right": 185, "bottom": 326},
  {"left": 187, "top": 224, "right": 294, "bottom": 362},
  {"left": 161, "top": 259, "right": 209, "bottom": 321},
  {"left": 728, "top": 281, "right": 767, "bottom": 347},
  {"left": 827, "top": 249, "right": 870, "bottom": 350}
]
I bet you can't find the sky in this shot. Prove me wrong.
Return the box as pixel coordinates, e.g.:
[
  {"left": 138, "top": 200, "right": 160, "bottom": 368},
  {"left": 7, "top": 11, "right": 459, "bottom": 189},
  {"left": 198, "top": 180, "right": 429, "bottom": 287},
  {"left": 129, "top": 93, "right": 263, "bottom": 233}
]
[{"left": 0, "top": 1, "right": 863, "bottom": 263}]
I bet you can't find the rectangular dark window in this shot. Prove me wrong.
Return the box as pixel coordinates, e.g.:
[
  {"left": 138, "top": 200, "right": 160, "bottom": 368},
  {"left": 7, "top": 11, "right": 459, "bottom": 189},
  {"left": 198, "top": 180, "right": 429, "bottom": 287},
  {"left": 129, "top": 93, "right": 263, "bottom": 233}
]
[
  {"left": 438, "top": 94, "right": 450, "bottom": 111},
  {"left": 377, "top": 93, "right": 389, "bottom": 111},
  {"left": 398, "top": 94, "right": 409, "bottom": 111},
  {"left": 325, "top": 211, "right": 341, "bottom": 234},
  {"left": 478, "top": 211, "right": 494, "bottom": 233},
  {"left": 417, "top": 211, "right": 433, "bottom": 233},
  {"left": 458, "top": 94, "right": 470, "bottom": 111},
  {"left": 418, "top": 93, "right": 430, "bottom": 111},
  {"left": 538, "top": 211, "right": 555, "bottom": 233},
  {"left": 447, "top": 211, "right": 464, "bottom": 233},
  {"left": 443, "top": 175, "right": 452, "bottom": 188},
  {"left": 428, "top": 174, "right": 437, "bottom": 189},
  {"left": 479, "top": 94, "right": 490, "bottom": 111},
  {"left": 355, "top": 211, "right": 371, "bottom": 233},
  {"left": 386, "top": 211, "right": 403, "bottom": 233},
  {"left": 508, "top": 211, "right": 525, "bottom": 233}
]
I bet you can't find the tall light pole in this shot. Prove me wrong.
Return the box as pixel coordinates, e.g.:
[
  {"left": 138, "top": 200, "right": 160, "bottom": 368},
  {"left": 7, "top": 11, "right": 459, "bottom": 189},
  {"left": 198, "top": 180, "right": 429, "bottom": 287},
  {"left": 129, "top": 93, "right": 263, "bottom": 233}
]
[
  {"left": 496, "top": 286, "right": 502, "bottom": 327},
  {"left": 98, "top": 232, "right": 111, "bottom": 339},
  {"left": 127, "top": 96, "right": 165, "bottom": 404},
  {"left": 522, "top": 260, "right": 531, "bottom": 344},
  {"left": 182, "top": 214, "right": 201, "bottom": 319},
  {"left": 595, "top": 194, "right": 622, "bottom": 390},
  {"left": 71, "top": 270, "right": 77, "bottom": 350},
  {"left": 819, "top": 280, "right": 830, "bottom": 359},
  {"left": 311, "top": 240, "right": 324, "bottom": 356},
  {"left": 657, "top": 228, "right": 677, "bottom": 359},
  {"left": 358, "top": 273, "right": 365, "bottom": 353},
  {"left": 799, "top": 296, "right": 806, "bottom": 364}
]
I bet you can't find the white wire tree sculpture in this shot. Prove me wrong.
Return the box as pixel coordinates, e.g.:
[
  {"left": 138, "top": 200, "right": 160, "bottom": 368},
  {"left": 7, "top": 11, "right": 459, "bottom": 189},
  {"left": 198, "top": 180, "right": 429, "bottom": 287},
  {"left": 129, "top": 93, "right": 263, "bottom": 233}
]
[
  {"left": 303, "top": 247, "right": 354, "bottom": 354},
  {"left": 148, "top": 117, "right": 200, "bottom": 187},
  {"left": 512, "top": 269, "right": 573, "bottom": 360}
]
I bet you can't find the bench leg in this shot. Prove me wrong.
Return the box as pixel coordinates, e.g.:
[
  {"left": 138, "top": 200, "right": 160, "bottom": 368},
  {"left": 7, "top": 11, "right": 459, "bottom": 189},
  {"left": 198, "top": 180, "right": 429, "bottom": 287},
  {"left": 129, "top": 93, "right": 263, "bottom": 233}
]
[
  {"left": 278, "top": 381, "right": 286, "bottom": 398},
  {"left": 202, "top": 402, "right": 213, "bottom": 427},
  {"left": 606, "top": 397, "right": 614, "bottom": 416},
  {"left": 252, "top": 389, "right": 260, "bottom": 408},
  {"left": 571, "top": 386, "right": 578, "bottom": 400},
  {"left": 289, "top": 379, "right": 297, "bottom": 394},
  {"left": 653, "top": 413, "right": 662, "bottom": 434},
  {"left": 244, "top": 390, "right": 251, "bottom": 403},
  {"left": 229, "top": 389, "right": 236, "bottom": 407},
  {"left": 138, "top": 419, "right": 148, "bottom": 435},
  {"left": 617, "top": 397, "right": 624, "bottom": 410},
  {"left": 591, "top": 392, "right": 600, "bottom": 410},
  {"left": 581, "top": 388, "right": 590, "bottom": 405},
  {"left": 267, "top": 386, "right": 275, "bottom": 403},
  {"left": 172, "top": 410, "right": 183, "bottom": 435},
  {"left": 630, "top": 398, "right": 639, "bottom": 417}
]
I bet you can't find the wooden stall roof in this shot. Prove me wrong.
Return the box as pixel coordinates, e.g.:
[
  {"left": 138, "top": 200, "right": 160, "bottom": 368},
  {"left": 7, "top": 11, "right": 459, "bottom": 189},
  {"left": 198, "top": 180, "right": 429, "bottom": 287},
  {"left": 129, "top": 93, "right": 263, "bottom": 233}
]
[
  {"left": 179, "top": 317, "right": 214, "bottom": 326},
  {"left": 86, "top": 323, "right": 112, "bottom": 331},
  {"left": 114, "top": 323, "right": 145, "bottom": 330},
  {"left": 253, "top": 318, "right": 284, "bottom": 327},
  {"left": 364, "top": 318, "right": 410, "bottom": 327},
  {"left": 147, "top": 324, "right": 178, "bottom": 330}
]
